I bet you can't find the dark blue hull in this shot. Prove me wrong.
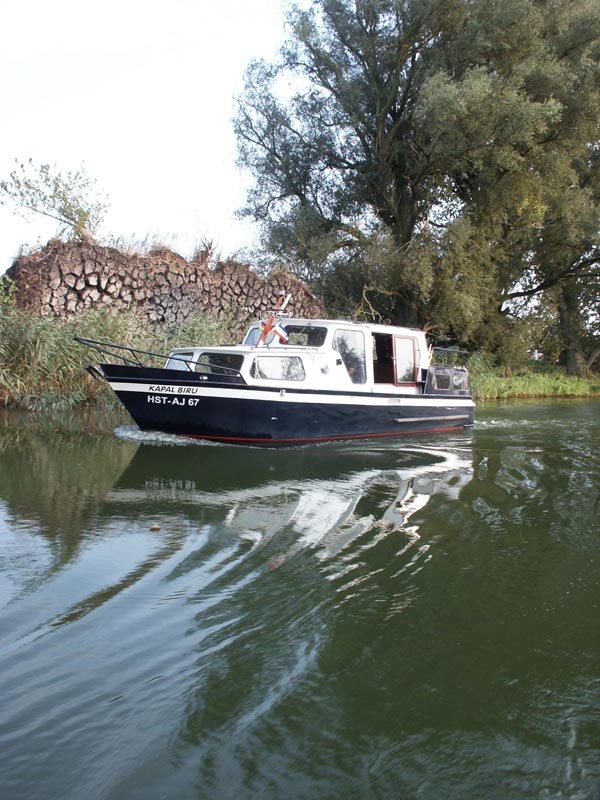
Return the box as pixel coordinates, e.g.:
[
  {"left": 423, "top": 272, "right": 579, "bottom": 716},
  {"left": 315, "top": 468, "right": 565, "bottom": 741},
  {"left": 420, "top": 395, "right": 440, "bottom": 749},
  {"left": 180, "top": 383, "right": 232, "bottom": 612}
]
[{"left": 102, "top": 364, "right": 475, "bottom": 447}]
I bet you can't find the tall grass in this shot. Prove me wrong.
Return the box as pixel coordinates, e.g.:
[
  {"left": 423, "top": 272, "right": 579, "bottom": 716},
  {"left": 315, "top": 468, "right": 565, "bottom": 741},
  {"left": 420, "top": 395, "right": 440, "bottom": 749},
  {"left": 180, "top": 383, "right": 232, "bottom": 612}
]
[
  {"left": 0, "top": 304, "right": 225, "bottom": 409},
  {"left": 469, "top": 353, "right": 600, "bottom": 401}
]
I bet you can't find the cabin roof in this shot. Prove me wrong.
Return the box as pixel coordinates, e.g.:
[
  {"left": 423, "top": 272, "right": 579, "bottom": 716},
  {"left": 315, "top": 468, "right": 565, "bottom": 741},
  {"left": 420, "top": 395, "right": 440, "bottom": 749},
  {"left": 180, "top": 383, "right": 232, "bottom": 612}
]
[
  {"left": 167, "top": 318, "right": 427, "bottom": 355},
  {"left": 246, "top": 317, "right": 424, "bottom": 336}
]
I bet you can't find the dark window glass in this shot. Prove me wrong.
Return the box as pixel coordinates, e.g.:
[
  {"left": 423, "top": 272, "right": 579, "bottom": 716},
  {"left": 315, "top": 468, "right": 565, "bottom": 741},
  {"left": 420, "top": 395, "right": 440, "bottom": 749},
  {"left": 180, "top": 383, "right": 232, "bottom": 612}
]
[
  {"left": 433, "top": 371, "right": 451, "bottom": 390},
  {"left": 285, "top": 326, "right": 327, "bottom": 347},
  {"left": 195, "top": 353, "right": 244, "bottom": 375},
  {"left": 243, "top": 324, "right": 327, "bottom": 347}
]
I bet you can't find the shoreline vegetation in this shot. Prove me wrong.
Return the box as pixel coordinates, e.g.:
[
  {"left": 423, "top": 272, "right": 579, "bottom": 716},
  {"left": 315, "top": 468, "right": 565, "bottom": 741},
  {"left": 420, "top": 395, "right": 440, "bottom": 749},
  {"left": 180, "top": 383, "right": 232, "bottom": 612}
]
[
  {"left": 471, "top": 371, "right": 600, "bottom": 402},
  {"left": 0, "top": 305, "right": 598, "bottom": 417}
]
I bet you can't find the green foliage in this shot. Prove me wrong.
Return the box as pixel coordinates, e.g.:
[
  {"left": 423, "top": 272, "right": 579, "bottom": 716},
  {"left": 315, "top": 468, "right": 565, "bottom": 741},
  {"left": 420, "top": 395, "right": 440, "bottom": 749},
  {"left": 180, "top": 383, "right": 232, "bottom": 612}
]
[
  {"left": 0, "top": 275, "right": 16, "bottom": 307},
  {"left": 235, "top": 0, "right": 600, "bottom": 362},
  {"left": 469, "top": 335, "right": 600, "bottom": 400},
  {"left": 0, "top": 306, "right": 223, "bottom": 410},
  {"left": 0, "top": 158, "right": 109, "bottom": 240}
]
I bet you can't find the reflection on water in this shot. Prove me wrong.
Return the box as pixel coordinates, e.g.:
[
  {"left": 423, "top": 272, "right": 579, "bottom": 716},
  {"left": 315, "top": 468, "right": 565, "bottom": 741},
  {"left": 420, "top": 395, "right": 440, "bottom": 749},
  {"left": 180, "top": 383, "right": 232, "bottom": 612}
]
[
  {"left": 0, "top": 399, "right": 599, "bottom": 800},
  {"left": 107, "top": 437, "right": 473, "bottom": 566},
  {"left": 0, "top": 423, "right": 135, "bottom": 606}
]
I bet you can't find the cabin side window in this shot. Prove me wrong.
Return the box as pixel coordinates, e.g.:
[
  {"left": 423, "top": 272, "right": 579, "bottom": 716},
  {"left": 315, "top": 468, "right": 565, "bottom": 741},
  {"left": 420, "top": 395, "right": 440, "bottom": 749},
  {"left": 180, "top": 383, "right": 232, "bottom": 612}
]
[
  {"left": 243, "top": 327, "right": 261, "bottom": 346},
  {"left": 195, "top": 353, "right": 244, "bottom": 376},
  {"left": 285, "top": 325, "right": 327, "bottom": 347},
  {"left": 333, "top": 329, "right": 367, "bottom": 384},
  {"left": 432, "top": 370, "right": 451, "bottom": 391},
  {"left": 165, "top": 352, "right": 195, "bottom": 370},
  {"left": 250, "top": 356, "right": 306, "bottom": 381}
]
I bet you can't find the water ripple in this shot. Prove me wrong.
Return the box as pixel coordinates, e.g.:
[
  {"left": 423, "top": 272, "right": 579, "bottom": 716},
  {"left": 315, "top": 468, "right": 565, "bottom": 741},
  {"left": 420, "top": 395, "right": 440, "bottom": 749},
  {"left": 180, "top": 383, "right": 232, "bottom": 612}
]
[{"left": 1, "top": 402, "right": 600, "bottom": 800}]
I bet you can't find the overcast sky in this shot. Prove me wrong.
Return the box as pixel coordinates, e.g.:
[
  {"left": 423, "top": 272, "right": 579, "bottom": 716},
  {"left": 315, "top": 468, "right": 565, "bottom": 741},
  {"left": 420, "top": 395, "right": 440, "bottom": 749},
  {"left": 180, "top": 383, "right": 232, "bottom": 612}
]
[{"left": 0, "top": 0, "right": 288, "bottom": 271}]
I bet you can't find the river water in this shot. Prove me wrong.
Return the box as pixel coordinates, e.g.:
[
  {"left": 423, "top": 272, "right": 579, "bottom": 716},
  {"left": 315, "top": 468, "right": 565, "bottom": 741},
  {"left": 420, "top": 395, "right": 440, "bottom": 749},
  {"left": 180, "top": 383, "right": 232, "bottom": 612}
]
[{"left": 0, "top": 399, "right": 599, "bottom": 800}]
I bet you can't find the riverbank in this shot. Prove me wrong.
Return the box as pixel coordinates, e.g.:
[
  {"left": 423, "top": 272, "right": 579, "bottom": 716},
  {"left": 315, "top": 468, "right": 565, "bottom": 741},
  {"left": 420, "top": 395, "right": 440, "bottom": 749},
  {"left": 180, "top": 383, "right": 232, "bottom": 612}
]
[
  {"left": 1, "top": 302, "right": 598, "bottom": 408},
  {"left": 0, "top": 304, "right": 224, "bottom": 409},
  {"left": 471, "top": 368, "right": 600, "bottom": 401}
]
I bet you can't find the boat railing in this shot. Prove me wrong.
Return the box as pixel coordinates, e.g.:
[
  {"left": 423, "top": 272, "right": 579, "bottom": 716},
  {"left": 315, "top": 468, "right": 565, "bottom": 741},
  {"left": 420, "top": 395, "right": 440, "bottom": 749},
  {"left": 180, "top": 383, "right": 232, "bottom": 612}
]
[
  {"left": 75, "top": 336, "right": 182, "bottom": 368},
  {"left": 75, "top": 337, "right": 245, "bottom": 379},
  {"left": 431, "top": 346, "right": 470, "bottom": 368},
  {"left": 195, "top": 358, "right": 245, "bottom": 378}
]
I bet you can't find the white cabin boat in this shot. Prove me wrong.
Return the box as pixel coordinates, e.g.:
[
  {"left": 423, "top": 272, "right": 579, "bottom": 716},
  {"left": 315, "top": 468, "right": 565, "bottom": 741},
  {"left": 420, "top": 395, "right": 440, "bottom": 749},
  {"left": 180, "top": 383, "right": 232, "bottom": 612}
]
[{"left": 78, "top": 313, "right": 474, "bottom": 446}]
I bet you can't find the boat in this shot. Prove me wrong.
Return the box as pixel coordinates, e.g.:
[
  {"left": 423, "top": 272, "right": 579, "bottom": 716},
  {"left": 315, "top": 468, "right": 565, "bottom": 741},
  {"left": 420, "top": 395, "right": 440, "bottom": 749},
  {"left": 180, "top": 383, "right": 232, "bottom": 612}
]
[{"left": 77, "top": 295, "right": 475, "bottom": 446}]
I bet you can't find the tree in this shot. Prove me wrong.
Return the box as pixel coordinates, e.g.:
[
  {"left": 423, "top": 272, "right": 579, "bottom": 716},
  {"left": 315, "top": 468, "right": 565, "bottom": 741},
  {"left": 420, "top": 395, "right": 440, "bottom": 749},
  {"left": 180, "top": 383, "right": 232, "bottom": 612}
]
[
  {"left": 237, "top": 0, "right": 472, "bottom": 324},
  {"left": 446, "top": 0, "right": 600, "bottom": 374},
  {"left": 235, "top": 0, "right": 600, "bottom": 368},
  {"left": 0, "top": 159, "right": 109, "bottom": 242}
]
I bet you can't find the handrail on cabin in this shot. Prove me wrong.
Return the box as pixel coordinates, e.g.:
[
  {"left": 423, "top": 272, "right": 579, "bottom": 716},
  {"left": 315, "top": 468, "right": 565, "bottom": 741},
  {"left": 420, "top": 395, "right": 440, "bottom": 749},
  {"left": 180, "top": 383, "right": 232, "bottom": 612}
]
[
  {"left": 74, "top": 336, "right": 243, "bottom": 377},
  {"left": 430, "top": 346, "right": 470, "bottom": 368}
]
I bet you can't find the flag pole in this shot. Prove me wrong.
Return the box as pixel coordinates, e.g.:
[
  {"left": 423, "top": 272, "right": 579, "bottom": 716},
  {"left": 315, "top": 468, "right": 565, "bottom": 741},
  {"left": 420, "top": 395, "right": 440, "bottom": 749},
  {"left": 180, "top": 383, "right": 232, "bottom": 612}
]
[{"left": 257, "top": 292, "right": 291, "bottom": 346}]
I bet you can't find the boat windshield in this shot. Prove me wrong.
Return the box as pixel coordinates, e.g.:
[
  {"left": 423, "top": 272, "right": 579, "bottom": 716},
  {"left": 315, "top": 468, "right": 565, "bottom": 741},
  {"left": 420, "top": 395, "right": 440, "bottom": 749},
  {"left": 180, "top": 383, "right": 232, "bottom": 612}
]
[
  {"left": 244, "top": 324, "right": 328, "bottom": 347},
  {"left": 165, "top": 352, "right": 195, "bottom": 370}
]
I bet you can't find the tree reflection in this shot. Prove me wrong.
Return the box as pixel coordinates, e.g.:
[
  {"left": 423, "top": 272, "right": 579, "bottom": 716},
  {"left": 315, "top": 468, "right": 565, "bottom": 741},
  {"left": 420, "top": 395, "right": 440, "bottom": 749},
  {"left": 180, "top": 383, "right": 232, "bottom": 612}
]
[{"left": 0, "top": 409, "right": 136, "bottom": 567}]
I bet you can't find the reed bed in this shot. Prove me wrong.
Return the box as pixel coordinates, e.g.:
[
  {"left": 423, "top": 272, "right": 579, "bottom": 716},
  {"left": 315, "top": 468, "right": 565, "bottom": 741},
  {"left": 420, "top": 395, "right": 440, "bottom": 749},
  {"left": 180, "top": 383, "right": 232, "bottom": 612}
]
[
  {"left": 0, "top": 304, "right": 224, "bottom": 409},
  {"left": 470, "top": 356, "right": 600, "bottom": 401}
]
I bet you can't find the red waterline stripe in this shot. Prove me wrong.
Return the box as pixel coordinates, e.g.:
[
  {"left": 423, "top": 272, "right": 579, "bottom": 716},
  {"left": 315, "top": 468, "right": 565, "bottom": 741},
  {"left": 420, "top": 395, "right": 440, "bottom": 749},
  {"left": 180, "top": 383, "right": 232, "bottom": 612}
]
[{"left": 184, "top": 425, "right": 468, "bottom": 445}]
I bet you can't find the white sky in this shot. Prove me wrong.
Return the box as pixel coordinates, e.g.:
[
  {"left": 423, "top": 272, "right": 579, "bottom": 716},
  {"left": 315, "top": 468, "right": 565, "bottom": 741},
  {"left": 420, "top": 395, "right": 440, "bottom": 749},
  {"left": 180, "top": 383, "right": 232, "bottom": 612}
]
[{"left": 0, "top": 0, "right": 288, "bottom": 271}]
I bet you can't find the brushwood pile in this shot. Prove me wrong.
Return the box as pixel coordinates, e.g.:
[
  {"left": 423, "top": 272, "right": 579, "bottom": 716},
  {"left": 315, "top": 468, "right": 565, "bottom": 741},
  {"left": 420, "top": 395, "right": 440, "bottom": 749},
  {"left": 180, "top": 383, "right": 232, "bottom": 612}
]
[{"left": 6, "top": 240, "right": 324, "bottom": 335}]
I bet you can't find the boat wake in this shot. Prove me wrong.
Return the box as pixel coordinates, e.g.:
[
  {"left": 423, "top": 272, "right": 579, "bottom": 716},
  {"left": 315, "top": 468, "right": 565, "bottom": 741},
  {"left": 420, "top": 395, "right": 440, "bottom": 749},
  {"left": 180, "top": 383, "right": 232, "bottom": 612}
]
[{"left": 113, "top": 425, "right": 225, "bottom": 447}]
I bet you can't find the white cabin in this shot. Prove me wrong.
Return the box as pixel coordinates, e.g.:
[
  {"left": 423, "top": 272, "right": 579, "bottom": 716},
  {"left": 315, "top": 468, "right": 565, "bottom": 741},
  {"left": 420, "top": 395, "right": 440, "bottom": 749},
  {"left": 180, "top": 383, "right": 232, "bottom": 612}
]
[{"left": 164, "top": 318, "right": 431, "bottom": 395}]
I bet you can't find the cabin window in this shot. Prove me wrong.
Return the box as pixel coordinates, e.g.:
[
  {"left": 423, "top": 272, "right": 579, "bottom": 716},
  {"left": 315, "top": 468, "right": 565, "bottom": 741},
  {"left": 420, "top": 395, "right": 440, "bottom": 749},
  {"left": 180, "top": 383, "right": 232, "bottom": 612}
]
[
  {"left": 393, "top": 336, "right": 417, "bottom": 383},
  {"left": 333, "top": 329, "right": 367, "bottom": 384},
  {"left": 285, "top": 325, "right": 327, "bottom": 347},
  {"left": 452, "top": 371, "right": 470, "bottom": 392},
  {"left": 165, "top": 352, "right": 195, "bottom": 370},
  {"left": 244, "top": 327, "right": 262, "bottom": 346},
  {"left": 195, "top": 353, "right": 244, "bottom": 376},
  {"left": 432, "top": 371, "right": 451, "bottom": 391},
  {"left": 250, "top": 356, "right": 306, "bottom": 381},
  {"left": 243, "top": 324, "right": 327, "bottom": 347}
]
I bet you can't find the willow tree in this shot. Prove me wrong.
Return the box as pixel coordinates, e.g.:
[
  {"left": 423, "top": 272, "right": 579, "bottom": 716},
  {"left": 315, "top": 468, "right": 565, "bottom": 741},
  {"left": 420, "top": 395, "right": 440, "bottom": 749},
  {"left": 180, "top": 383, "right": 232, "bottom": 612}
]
[
  {"left": 0, "top": 159, "right": 109, "bottom": 242},
  {"left": 440, "top": 0, "right": 600, "bottom": 373},
  {"left": 236, "top": 0, "right": 600, "bottom": 366}
]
